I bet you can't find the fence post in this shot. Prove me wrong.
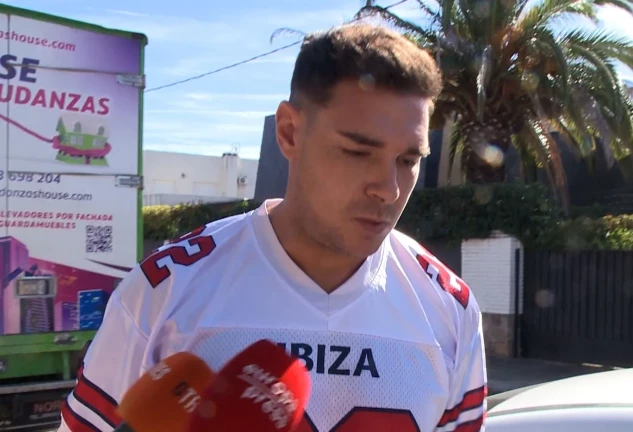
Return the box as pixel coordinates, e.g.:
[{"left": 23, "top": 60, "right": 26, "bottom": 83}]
[{"left": 513, "top": 247, "right": 521, "bottom": 358}]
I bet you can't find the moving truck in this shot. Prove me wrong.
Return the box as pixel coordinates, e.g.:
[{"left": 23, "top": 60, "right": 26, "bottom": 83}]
[{"left": 0, "top": 5, "right": 147, "bottom": 430}]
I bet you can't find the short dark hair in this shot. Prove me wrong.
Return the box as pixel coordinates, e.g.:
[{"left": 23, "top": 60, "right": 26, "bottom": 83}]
[{"left": 289, "top": 23, "right": 442, "bottom": 107}]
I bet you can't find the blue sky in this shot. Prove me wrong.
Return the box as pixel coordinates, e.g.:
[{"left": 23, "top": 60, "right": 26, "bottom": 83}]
[{"left": 6, "top": 0, "right": 633, "bottom": 160}]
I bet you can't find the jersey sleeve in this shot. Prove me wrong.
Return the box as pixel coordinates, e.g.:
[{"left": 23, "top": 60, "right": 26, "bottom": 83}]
[
  {"left": 435, "top": 301, "right": 487, "bottom": 432},
  {"left": 57, "top": 220, "right": 235, "bottom": 431},
  {"left": 58, "top": 269, "right": 150, "bottom": 432}
]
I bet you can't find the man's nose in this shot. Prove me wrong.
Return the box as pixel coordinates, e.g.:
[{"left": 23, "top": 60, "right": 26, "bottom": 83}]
[{"left": 365, "top": 162, "right": 400, "bottom": 204}]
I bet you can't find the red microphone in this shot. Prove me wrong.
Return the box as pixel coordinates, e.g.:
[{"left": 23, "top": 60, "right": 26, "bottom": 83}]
[{"left": 187, "top": 339, "right": 311, "bottom": 432}]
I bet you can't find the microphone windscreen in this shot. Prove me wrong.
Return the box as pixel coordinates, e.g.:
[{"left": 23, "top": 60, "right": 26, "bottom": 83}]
[
  {"left": 116, "top": 351, "right": 216, "bottom": 432},
  {"left": 187, "top": 339, "right": 311, "bottom": 432}
]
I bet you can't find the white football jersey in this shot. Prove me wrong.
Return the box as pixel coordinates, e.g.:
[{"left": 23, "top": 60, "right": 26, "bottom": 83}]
[{"left": 59, "top": 199, "right": 487, "bottom": 432}]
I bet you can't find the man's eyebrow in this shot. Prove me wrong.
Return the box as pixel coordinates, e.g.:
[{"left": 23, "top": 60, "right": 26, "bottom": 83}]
[
  {"left": 338, "top": 130, "right": 383, "bottom": 148},
  {"left": 338, "top": 130, "right": 425, "bottom": 156},
  {"left": 404, "top": 147, "right": 425, "bottom": 156}
]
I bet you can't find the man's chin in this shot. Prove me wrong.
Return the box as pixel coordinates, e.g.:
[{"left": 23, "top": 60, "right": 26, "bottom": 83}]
[{"left": 347, "top": 234, "right": 389, "bottom": 259}]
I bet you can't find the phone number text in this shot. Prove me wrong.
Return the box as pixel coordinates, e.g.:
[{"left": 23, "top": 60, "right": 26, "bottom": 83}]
[{"left": 0, "top": 171, "right": 61, "bottom": 184}]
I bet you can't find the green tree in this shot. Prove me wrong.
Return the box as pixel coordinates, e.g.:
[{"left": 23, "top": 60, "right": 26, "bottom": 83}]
[{"left": 357, "top": 0, "right": 633, "bottom": 207}]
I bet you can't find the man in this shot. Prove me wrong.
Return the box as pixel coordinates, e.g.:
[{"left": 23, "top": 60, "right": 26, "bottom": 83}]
[{"left": 59, "top": 23, "right": 487, "bottom": 432}]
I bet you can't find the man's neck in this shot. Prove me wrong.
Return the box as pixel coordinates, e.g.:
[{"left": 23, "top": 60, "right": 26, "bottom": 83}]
[{"left": 268, "top": 201, "right": 364, "bottom": 294}]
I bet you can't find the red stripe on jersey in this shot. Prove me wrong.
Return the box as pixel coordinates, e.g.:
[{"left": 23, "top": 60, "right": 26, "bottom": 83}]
[
  {"left": 72, "top": 368, "right": 122, "bottom": 428},
  {"left": 437, "top": 385, "right": 487, "bottom": 427},
  {"left": 416, "top": 251, "right": 470, "bottom": 309},
  {"left": 61, "top": 400, "right": 100, "bottom": 432},
  {"left": 454, "top": 414, "right": 484, "bottom": 432}
]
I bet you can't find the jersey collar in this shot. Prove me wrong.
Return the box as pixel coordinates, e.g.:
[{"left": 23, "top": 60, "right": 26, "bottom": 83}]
[{"left": 250, "top": 199, "right": 387, "bottom": 317}]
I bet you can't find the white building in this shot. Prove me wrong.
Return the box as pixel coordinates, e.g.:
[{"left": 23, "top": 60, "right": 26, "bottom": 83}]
[{"left": 142, "top": 150, "right": 258, "bottom": 206}]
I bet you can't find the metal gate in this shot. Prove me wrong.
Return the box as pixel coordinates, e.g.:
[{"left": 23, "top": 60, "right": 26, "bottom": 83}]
[{"left": 521, "top": 250, "right": 633, "bottom": 367}]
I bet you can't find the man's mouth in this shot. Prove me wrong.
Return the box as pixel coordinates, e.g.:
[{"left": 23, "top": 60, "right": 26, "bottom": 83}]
[{"left": 354, "top": 217, "right": 390, "bottom": 235}]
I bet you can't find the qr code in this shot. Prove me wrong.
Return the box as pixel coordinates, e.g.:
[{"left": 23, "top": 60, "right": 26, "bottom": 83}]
[{"left": 85, "top": 225, "right": 113, "bottom": 253}]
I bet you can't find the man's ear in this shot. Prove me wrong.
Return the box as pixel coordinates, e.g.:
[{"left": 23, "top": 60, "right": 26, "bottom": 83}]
[{"left": 275, "top": 100, "right": 302, "bottom": 161}]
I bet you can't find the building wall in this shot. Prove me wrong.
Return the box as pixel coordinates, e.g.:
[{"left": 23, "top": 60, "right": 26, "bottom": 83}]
[
  {"left": 254, "top": 116, "right": 289, "bottom": 202},
  {"left": 143, "top": 150, "right": 258, "bottom": 206}
]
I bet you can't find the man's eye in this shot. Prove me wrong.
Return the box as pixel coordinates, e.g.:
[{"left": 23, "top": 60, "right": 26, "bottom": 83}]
[
  {"left": 402, "top": 158, "right": 418, "bottom": 167},
  {"left": 342, "top": 149, "right": 369, "bottom": 157}
]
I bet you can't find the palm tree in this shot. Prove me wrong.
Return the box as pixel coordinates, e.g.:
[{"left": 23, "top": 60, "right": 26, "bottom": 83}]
[{"left": 356, "top": 0, "right": 633, "bottom": 207}]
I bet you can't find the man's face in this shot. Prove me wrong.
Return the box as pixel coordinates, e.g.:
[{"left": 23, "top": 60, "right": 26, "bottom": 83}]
[{"left": 278, "top": 80, "right": 432, "bottom": 259}]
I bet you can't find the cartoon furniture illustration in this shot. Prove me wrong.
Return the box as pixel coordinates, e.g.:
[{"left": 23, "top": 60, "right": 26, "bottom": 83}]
[{"left": 55, "top": 114, "right": 112, "bottom": 166}]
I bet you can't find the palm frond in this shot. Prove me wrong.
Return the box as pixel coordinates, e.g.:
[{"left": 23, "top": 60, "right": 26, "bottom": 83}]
[
  {"left": 594, "top": 84, "right": 633, "bottom": 155},
  {"left": 413, "top": 0, "right": 441, "bottom": 22},
  {"left": 594, "top": 0, "right": 633, "bottom": 14},
  {"left": 562, "top": 28, "right": 633, "bottom": 69},
  {"left": 550, "top": 116, "right": 594, "bottom": 159},
  {"left": 448, "top": 119, "right": 465, "bottom": 184},
  {"left": 518, "top": 0, "right": 597, "bottom": 30},
  {"left": 354, "top": 6, "right": 438, "bottom": 42},
  {"left": 532, "top": 27, "right": 571, "bottom": 102},
  {"left": 448, "top": 2, "right": 472, "bottom": 40},
  {"left": 454, "top": 0, "right": 484, "bottom": 41},
  {"left": 269, "top": 28, "right": 306, "bottom": 44},
  {"left": 524, "top": 117, "right": 570, "bottom": 210},
  {"left": 553, "top": 72, "right": 601, "bottom": 159},
  {"left": 512, "top": 127, "right": 539, "bottom": 182},
  {"left": 439, "top": 0, "right": 455, "bottom": 33},
  {"left": 566, "top": 44, "right": 625, "bottom": 125},
  {"left": 512, "top": 0, "right": 532, "bottom": 18}
]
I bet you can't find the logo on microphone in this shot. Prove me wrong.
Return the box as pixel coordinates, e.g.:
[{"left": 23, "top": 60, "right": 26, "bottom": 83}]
[
  {"left": 172, "top": 382, "right": 203, "bottom": 414},
  {"left": 239, "top": 364, "right": 299, "bottom": 430},
  {"left": 149, "top": 362, "right": 171, "bottom": 380}
]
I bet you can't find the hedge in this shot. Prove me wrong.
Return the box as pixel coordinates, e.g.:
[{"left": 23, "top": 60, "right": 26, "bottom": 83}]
[
  {"left": 143, "top": 200, "right": 260, "bottom": 241},
  {"left": 559, "top": 215, "right": 633, "bottom": 250},
  {"left": 395, "top": 183, "right": 562, "bottom": 248},
  {"left": 142, "top": 184, "right": 633, "bottom": 250}
]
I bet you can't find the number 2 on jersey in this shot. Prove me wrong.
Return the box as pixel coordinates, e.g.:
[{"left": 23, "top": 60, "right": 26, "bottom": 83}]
[
  {"left": 297, "top": 408, "right": 419, "bottom": 432},
  {"left": 140, "top": 226, "right": 216, "bottom": 288}
]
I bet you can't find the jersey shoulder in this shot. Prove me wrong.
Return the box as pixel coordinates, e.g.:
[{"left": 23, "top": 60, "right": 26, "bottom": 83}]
[
  {"left": 389, "top": 229, "right": 479, "bottom": 316},
  {"left": 388, "top": 230, "right": 483, "bottom": 365},
  {"left": 141, "top": 211, "right": 251, "bottom": 287},
  {"left": 114, "top": 211, "right": 254, "bottom": 335}
]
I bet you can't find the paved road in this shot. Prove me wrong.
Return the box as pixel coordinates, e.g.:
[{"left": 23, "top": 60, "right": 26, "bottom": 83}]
[{"left": 487, "top": 356, "right": 623, "bottom": 394}]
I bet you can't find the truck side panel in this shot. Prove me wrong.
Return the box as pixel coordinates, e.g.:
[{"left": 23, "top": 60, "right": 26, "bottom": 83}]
[
  {"left": 0, "top": 6, "right": 145, "bottom": 430},
  {"left": 0, "top": 11, "right": 8, "bottom": 341},
  {"left": 0, "top": 8, "right": 143, "bottom": 368}
]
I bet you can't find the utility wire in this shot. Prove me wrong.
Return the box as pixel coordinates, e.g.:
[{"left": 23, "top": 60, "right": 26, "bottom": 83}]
[
  {"left": 145, "top": 41, "right": 301, "bottom": 93},
  {"left": 144, "top": 0, "right": 410, "bottom": 93}
]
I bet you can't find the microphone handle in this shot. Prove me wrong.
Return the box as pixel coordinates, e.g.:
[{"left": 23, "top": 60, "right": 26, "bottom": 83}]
[{"left": 113, "top": 422, "right": 135, "bottom": 432}]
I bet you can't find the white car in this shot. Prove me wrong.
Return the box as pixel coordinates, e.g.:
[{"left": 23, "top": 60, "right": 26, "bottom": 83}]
[{"left": 485, "top": 368, "right": 633, "bottom": 431}]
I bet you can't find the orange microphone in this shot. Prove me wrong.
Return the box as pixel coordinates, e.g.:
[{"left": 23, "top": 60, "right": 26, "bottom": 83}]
[
  {"left": 187, "top": 339, "right": 312, "bottom": 432},
  {"left": 113, "top": 352, "right": 216, "bottom": 432}
]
